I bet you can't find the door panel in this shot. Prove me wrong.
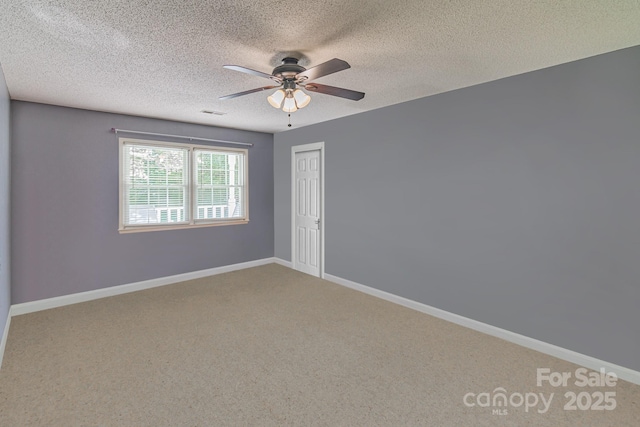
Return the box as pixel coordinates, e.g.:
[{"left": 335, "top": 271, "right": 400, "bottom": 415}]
[
  {"left": 297, "top": 178, "right": 306, "bottom": 216},
  {"left": 309, "top": 178, "right": 318, "bottom": 217},
  {"left": 297, "top": 226, "right": 306, "bottom": 263},
  {"left": 309, "top": 228, "right": 318, "bottom": 268}
]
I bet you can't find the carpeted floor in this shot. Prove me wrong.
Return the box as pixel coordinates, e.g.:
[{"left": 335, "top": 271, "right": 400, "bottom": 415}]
[{"left": 0, "top": 263, "right": 638, "bottom": 426}]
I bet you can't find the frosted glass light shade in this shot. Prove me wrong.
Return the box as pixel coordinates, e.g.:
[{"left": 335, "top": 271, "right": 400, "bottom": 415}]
[
  {"left": 293, "top": 89, "right": 311, "bottom": 108},
  {"left": 282, "top": 96, "right": 298, "bottom": 113},
  {"left": 267, "top": 89, "right": 285, "bottom": 108}
]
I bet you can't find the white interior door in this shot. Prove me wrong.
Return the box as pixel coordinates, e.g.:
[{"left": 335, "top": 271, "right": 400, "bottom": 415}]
[{"left": 293, "top": 147, "right": 322, "bottom": 277}]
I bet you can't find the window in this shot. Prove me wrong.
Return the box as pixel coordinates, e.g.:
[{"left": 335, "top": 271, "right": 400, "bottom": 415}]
[{"left": 119, "top": 138, "right": 248, "bottom": 232}]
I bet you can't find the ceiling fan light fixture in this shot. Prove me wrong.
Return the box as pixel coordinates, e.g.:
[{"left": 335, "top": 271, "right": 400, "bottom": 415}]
[
  {"left": 293, "top": 89, "right": 311, "bottom": 108},
  {"left": 267, "top": 89, "right": 285, "bottom": 108},
  {"left": 222, "top": 57, "right": 364, "bottom": 119},
  {"left": 282, "top": 95, "right": 298, "bottom": 113}
]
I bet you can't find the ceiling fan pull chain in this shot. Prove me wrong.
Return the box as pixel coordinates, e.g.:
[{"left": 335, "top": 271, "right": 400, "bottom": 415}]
[{"left": 288, "top": 113, "right": 292, "bottom": 128}]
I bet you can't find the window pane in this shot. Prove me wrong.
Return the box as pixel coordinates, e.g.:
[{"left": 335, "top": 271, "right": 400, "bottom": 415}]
[
  {"left": 124, "top": 144, "right": 189, "bottom": 225},
  {"left": 194, "top": 149, "right": 245, "bottom": 220}
]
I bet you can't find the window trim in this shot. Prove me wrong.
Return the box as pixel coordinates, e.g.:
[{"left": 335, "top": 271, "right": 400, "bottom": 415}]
[{"left": 118, "top": 137, "right": 249, "bottom": 233}]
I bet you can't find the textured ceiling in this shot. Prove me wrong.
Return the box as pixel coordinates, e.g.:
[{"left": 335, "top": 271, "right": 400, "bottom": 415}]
[{"left": 0, "top": 0, "right": 639, "bottom": 133}]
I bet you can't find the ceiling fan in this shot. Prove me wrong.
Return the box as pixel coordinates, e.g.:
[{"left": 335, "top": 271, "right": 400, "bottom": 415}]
[{"left": 219, "top": 57, "right": 365, "bottom": 113}]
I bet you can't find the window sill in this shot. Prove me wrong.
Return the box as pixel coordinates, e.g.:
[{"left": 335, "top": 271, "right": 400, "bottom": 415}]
[{"left": 118, "top": 219, "right": 249, "bottom": 234}]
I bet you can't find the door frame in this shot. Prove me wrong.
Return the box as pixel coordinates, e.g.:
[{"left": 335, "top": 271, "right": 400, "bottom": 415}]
[{"left": 291, "top": 142, "right": 325, "bottom": 278}]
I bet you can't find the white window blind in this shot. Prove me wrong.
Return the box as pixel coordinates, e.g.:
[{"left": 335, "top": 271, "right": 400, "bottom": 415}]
[
  {"left": 194, "top": 149, "right": 245, "bottom": 220},
  {"left": 120, "top": 138, "right": 248, "bottom": 232}
]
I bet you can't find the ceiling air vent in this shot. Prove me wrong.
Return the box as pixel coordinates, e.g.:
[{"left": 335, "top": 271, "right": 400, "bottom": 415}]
[{"left": 201, "top": 110, "right": 226, "bottom": 116}]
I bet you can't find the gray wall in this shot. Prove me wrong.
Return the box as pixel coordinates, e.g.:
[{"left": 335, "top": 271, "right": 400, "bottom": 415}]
[
  {"left": 11, "top": 102, "right": 273, "bottom": 304},
  {"left": 274, "top": 46, "right": 640, "bottom": 371},
  {"left": 0, "top": 64, "right": 9, "bottom": 342}
]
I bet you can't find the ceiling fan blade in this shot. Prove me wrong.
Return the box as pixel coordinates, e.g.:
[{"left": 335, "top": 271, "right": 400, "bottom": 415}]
[
  {"left": 296, "top": 58, "right": 351, "bottom": 82},
  {"left": 223, "top": 65, "right": 276, "bottom": 81},
  {"left": 219, "top": 85, "right": 280, "bottom": 100},
  {"left": 303, "top": 83, "right": 365, "bottom": 101}
]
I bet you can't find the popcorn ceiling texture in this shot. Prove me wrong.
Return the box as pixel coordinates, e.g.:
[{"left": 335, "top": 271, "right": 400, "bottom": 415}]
[{"left": 0, "top": 0, "right": 639, "bottom": 132}]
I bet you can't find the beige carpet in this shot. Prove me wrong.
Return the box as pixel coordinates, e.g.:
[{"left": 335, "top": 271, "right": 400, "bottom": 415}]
[{"left": 0, "top": 263, "right": 638, "bottom": 426}]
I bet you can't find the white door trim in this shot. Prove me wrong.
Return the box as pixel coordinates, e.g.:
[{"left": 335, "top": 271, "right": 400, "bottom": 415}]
[{"left": 291, "top": 142, "right": 325, "bottom": 278}]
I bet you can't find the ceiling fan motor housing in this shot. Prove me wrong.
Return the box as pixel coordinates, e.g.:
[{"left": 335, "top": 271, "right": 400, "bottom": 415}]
[{"left": 272, "top": 57, "right": 306, "bottom": 81}]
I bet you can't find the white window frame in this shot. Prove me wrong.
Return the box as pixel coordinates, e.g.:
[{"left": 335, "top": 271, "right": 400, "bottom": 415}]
[{"left": 119, "top": 137, "right": 249, "bottom": 233}]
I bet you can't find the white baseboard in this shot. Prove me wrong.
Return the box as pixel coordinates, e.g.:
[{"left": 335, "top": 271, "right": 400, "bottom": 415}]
[
  {"left": 11, "top": 257, "right": 277, "bottom": 316},
  {"left": 273, "top": 258, "right": 293, "bottom": 268},
  {"left": 0, "top": 309, "right": 11, "bottom": 369},
  {"left": 321, "top": 272, "right": 640, "bottom": 386}
]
